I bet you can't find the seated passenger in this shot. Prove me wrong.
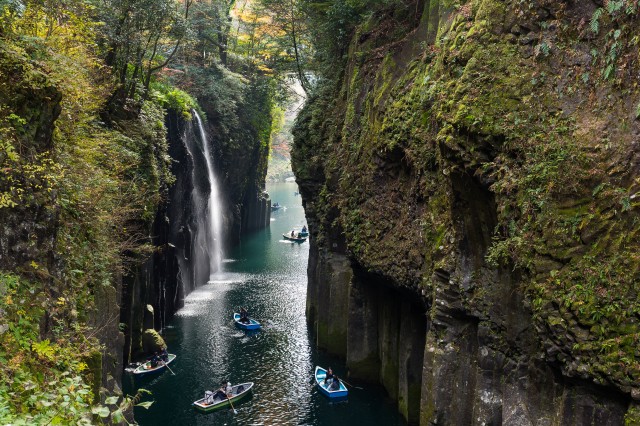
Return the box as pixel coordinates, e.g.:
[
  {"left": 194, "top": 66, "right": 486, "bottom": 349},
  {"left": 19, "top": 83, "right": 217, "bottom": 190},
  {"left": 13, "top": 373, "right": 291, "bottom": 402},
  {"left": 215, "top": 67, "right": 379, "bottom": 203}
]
[
  {"left": 330, "top": 376, "right": 341, "bottom": 391},
  {"left": 324, "top": 367, "right": 334, "bottom": 386},
  {"left": 204, "top": 390, "right": 215, "bottom": 405}
]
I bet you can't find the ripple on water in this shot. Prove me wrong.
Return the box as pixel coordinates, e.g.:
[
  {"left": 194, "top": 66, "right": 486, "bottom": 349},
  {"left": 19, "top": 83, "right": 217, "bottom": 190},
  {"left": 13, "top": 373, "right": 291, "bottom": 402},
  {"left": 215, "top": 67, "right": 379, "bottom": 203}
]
[{"left": 127, "top": 183, "right": 407, "bottom": 426}]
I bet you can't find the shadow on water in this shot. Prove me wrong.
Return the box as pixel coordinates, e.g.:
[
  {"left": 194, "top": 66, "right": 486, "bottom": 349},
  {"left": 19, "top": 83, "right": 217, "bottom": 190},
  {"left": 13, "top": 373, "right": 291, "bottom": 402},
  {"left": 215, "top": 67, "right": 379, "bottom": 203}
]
[{"left": 124, "top": 182, "right": 407, "bottom": 426}]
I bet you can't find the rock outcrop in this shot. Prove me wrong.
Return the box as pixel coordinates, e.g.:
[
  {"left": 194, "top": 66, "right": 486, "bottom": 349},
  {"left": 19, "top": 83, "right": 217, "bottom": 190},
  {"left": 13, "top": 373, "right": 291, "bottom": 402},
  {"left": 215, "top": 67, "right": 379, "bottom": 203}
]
[{"left": 293, "top": 0, "right": 640, "bottom": 424}]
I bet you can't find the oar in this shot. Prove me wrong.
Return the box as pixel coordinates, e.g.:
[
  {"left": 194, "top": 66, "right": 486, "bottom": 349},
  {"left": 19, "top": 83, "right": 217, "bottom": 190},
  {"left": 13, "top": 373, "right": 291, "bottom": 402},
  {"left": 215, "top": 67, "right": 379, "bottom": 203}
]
[
  {"left": 226, "top": 394, "right": 238, "bottom": 414},
  {"left": 161, "top": 360, "right": 176, "bottom": 376},
  {"left": 340, "top": 378, "right": 363, "bottom": 390}
]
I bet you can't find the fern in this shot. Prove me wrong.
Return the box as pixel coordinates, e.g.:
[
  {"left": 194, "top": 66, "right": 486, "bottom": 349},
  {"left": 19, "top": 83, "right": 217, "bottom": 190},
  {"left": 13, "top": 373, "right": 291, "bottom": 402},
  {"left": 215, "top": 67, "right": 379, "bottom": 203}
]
[
  {"left": 603, "top": 63, "right": 614, "bottom": 79},
  {"left": 607, "top": 0, "right": 623, "bottom": 14},
  {"left": 591, "top": 8, "right": 604, "bottom": 33}
]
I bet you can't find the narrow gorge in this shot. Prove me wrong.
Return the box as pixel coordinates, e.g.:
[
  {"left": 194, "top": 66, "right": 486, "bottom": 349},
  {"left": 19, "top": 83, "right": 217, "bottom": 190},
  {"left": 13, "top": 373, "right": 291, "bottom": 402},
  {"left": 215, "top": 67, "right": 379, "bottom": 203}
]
[{"left": 2, "top": 0, "right": 640, "bottom": 424}]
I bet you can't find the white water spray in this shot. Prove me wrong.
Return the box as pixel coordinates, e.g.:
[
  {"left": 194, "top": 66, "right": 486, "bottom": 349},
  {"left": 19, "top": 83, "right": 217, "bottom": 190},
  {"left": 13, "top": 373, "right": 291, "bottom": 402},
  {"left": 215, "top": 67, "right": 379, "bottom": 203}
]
[{"left": 193, "top": 112, "right": 223, "bottom": 279}]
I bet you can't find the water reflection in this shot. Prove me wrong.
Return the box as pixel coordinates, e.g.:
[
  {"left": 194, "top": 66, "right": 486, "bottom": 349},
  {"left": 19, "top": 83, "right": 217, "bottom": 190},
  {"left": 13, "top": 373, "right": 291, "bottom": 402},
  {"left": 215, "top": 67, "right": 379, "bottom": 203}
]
[{"left": 126, "top": 182, "right": 406, "bottom": 426}]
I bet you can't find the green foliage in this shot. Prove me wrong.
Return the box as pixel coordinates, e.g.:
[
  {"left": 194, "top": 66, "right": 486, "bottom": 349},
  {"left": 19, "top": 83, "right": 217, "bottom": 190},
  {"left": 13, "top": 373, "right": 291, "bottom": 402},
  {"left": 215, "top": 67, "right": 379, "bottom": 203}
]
[
  {"left": 589, "top": 1, "right": 639, "bottom": 81},
  {"left": 92, "top": 388, "right": 154, "bottom": 424},
  {"left": 590, "top": 8, "right": 603, "bottom": 34},
  {"left": 0, "top": 273, "right": 96, "bottom": 424},
  {"left": 0, "top": 0, "right": 281, "bottom": 422},
  {"left": 0, "top": 8, "right": 177, "bottom": 421},
  {"left": 150, "top": 82, "right": 203, "bottom": 120}
]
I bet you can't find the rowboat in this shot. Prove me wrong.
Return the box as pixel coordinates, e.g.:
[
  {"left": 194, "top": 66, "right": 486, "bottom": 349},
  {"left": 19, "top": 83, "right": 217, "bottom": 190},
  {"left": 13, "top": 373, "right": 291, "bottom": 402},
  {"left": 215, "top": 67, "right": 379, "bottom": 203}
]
[
  {"left": 233, "top": 313, "right": 261, "bottom": 330},
  {"left": 282, "top": 233, "right": 307, "bottom": 243},
  {"left": 193, "top": 382, "right": 254, "bottom": 412},
  {"left": 131, "top": 354, "right": 177, "bottom": 375},
  {"left": 271, "top": 202, "right": 282, "bottom": 211},
  {"left": 314, "top": 366, "right": 348, "bottom": 398}
]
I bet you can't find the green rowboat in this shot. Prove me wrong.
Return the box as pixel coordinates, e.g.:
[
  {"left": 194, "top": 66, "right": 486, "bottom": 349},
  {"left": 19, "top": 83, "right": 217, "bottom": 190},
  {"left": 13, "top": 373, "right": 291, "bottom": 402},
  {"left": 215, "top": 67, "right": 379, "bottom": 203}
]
[{"left": 193, "top": 382, "right": 254, "bottom": 412}]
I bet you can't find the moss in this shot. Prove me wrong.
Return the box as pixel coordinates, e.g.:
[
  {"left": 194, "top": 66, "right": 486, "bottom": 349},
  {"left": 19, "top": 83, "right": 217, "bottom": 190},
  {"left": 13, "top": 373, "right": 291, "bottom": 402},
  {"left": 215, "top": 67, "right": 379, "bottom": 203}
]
[
  {"left": 317, "top": 321, "right": 330, "bottom": 349},
  {"left": 295, "top": 0, "right": 640, "bottom": 414},
  {"left": 142, "top": 328, "right": 167, "bottom": 354},
  {"left": 381, "top": 357, "right": 400, "bottom": 399},
  {"left": 406, "top": 381, "right": 422, "bottom": 424},
  {"left": 84, "top": 349, "right": 103, "bottom": 404}
]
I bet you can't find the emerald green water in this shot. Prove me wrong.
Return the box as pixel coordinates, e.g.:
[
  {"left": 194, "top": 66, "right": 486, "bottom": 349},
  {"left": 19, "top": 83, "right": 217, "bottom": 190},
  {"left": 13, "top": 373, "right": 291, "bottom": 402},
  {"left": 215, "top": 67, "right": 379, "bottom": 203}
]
[{"left": 125, "top": 182, "right": 407, "bottom": 425}]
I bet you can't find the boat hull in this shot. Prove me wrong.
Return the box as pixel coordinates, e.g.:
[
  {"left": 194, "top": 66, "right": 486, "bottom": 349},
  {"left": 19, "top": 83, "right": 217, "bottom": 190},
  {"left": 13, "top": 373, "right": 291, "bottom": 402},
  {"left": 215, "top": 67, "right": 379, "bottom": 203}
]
[
  {"left": 193, "top": 382, "right": 254, "bottom": 412},
  {"left": 315, "top": 366, "right": 348, "bottom": 399},
  {"left": 132, "top": 354, "right": 177, "bottom": 375},
  {"left": 233, "top": 313, "right": 261, "bottom": 330},
  {"left": 282, "top": 233, "right": 307, "bottom": 243}
]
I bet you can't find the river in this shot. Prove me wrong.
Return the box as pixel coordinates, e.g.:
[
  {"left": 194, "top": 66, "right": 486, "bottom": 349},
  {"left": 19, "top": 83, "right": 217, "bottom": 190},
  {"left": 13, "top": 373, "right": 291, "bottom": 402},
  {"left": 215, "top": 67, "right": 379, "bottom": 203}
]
[{"left": 125, "top": 182, "right": 407, "bottom": 426}]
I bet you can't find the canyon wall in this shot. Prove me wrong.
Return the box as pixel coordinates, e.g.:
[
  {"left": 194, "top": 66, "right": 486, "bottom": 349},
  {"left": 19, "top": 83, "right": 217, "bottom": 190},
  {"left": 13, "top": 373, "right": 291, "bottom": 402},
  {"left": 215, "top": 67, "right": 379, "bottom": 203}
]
[
  {"left": 122, "top": 90, "right": 273, "bottom": 363},
  {"left": 293, "top": 0, "right": 640, "bottom": 424}
]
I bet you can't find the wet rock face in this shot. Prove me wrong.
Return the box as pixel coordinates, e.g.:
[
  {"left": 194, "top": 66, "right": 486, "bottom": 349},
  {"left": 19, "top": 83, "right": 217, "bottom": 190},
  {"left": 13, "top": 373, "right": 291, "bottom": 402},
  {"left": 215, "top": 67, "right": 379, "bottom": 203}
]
[
  {"left": 121, "top": 112, "right": 194, "bottom": 362},
  {"left": 122, "top": 102, "right": 272, "bottom": 362},
  {"left": 294, "top": 0, "right": 639, "bottom": 423}
]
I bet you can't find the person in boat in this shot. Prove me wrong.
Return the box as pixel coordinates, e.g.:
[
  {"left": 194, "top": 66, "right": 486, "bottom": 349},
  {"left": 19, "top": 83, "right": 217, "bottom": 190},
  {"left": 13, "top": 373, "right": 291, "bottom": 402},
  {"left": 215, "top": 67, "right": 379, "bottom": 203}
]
[
  {"left": 213, "top": 381, "right": 232, "bottom": 400},
  {"left": 160, "top": 347, "right": 169, "bottom": 362},
  {"left": 204, "top": 390, "right": 215, "bottom": 405},
  {"left": 301, "top": 225, "right": 307, "bottom": 233},
  {"left": 290, "top": 230, "right": 295, "bottom": 237},
  {"left": 330, "top": 375, "right": 341, "bottom": 391},
  {"left": 239, "top": 307, "right": 250, "bottom": 323},
  {"left": 324, "top": 367, "right": 334, "bottom": 386},
  {"left": 149, "top": 352, "right": 159, "bottom": 368}
]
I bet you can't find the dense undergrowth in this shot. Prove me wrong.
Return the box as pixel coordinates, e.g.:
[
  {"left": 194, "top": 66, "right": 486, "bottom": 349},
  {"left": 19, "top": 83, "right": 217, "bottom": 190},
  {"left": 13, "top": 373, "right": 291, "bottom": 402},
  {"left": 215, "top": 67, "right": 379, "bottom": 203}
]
[
  {"left": 0, "top": 37, "right": 171, "bottom": 424},
  {"left": 0, "top": 0, "right": 282, "bottom": 421},
  {"left": 0, "top": 5, "right": 195, "bottom": 423}
]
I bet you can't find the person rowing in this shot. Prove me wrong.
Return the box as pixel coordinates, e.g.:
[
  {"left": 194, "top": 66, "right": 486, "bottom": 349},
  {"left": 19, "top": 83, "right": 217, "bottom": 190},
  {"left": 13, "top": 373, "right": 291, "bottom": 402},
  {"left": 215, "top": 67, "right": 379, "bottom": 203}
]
[
  {"left": 149, "top": 352, "right": 160, "bottom": 368},
  {"left": 160, "top": 347, "right": 169, "bottom": 362},
  {"left": 324, "top": 367, "right": 335, "bottom": 386},
  {"left": 213, "top": 381, "right": 232, "bottom": 401},
  {"left": 239, "top": 307, "right": 251, "bottom": 324}
]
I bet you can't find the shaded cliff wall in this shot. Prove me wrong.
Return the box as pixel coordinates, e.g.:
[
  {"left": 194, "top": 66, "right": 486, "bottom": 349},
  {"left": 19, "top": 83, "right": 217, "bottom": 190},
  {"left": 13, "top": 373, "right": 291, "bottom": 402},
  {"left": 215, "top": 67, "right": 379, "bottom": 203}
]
[
  {"left": 199, "top": 74, "right": 274, "bottom": 243},
  {"left": 121, "top": 77, "right": 274, "bottom": 363},
  {"left": 294, "top": 0, "right": 640, "bottom": 424}
]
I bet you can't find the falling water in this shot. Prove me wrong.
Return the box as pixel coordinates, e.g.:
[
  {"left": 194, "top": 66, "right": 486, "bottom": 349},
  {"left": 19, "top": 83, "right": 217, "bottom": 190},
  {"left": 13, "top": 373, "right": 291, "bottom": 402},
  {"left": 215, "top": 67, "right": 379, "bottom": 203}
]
[
  {"left": 181, "top": 111, "right": 224, "bottom": 288},
  {"left": 194, "top": 112, "right": 223, "bottom": 278}
]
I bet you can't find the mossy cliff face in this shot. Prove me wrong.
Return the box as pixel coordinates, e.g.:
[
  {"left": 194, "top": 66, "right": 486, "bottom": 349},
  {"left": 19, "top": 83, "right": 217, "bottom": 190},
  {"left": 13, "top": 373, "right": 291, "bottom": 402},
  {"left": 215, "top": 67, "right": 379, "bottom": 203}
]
[
  {"left": 294, "top": 0, "right": 640, "bottom": 423},
  {"left": 0, "top": 38, "right": 172, "bottom": 421}
]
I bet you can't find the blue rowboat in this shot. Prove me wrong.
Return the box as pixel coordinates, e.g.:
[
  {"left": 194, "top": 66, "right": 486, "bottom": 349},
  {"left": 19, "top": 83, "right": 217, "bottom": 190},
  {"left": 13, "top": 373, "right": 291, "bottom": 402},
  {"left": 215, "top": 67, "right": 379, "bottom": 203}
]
[
  {"left": 233, "top": 313, "right": 261, "bottom": 330},
  {"left": 131, "top": 354, "right": 177, "bottom": 376},
  {"left": 193, "top": 382, "right": 254, "bottom": 412},
  {"left": 315, "top": 366, "right": 348, "bottom": 399}
]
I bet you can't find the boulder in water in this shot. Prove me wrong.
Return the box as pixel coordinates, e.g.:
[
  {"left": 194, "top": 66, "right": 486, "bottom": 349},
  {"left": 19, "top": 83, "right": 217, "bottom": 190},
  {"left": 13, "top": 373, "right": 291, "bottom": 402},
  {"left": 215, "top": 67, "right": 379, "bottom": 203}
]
[{"left": 142, "top": 329, "right": 167, "bottom": 354}]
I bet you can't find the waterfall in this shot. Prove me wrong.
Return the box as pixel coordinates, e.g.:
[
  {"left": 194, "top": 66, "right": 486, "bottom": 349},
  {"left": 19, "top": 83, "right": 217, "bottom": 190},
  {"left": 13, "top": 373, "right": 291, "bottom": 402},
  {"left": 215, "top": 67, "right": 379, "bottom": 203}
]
[
  {"left": 194, "top": 112, "right": 224, "bottom": 277},
  {"left": 182, "top": 111, "right": 224, "bottom": 287}
]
